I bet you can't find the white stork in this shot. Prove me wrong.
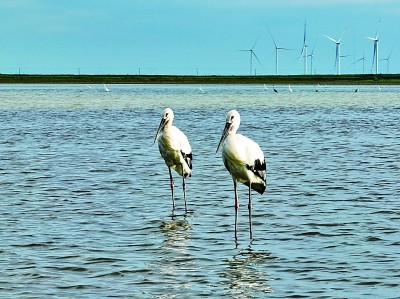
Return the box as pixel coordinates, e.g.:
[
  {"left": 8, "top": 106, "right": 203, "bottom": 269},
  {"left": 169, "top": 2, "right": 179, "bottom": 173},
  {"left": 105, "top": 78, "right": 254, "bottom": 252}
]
[
  {"left": 154, "top": 108, "right": 192, "bottom": 212},
  {"left": 216, "top": 110, "right": 266, "bottom": 240}
]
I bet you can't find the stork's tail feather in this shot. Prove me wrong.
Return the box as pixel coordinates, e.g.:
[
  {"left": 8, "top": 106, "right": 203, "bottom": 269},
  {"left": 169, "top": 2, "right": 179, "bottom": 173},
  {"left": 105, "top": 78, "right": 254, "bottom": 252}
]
[
  {"left": 181, "top": 151, "right": 193, "bottom": 170},
  {"left": 245, "top": 182, "right": 266, "bottom": 195}
]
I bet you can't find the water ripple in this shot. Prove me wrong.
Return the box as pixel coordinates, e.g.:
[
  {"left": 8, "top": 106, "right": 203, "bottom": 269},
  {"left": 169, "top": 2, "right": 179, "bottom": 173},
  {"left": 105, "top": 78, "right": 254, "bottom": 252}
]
[{"left": 1, "top": 84, "right": 399, "bottom": 298}]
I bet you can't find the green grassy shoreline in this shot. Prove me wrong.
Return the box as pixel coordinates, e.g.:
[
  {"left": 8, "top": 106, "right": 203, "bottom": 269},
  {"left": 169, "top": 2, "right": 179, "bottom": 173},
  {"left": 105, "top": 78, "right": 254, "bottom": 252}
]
[{"left": 1, "top": 74, "right": 400, "bottom": 85}]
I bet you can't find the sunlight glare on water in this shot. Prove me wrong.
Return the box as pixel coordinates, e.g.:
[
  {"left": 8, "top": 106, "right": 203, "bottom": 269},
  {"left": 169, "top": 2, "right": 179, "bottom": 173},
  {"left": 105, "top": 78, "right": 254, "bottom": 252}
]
[{"left": 1, "top": 84, "right": 399, "bottom": 298}]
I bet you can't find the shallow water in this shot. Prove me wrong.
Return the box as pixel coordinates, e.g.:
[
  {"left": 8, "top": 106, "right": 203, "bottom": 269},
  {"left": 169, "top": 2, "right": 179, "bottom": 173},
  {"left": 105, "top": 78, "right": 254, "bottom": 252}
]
[{"left": 1, "top": 84, "right": 399, "bottom": 298}]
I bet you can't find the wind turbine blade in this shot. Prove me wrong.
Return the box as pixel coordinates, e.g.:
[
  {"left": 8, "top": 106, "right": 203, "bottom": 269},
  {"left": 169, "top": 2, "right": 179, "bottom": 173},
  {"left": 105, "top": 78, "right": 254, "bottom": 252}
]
[
  {"left": 335, "top": 46, "right": 339, "bottom": 68},
  {"left": 351, "top": 57, "right": 364, "bottom": 65},
  {"left": 266, "top": 27, "right": 278, "bottom": 48},
  {"left": 311, "top": 45, "right": 316, "bottom": 55},
  {"left": 252, "top": 51, "right": 262, "bottom": 65},
  {"left": 251, "top": 31, "right": 263, "bottom": 50},
  {"left": 300, "top": 21, "right": 307, "bottom": 58},
  {"left": 323, "top": 34, "right": 337, "bottom": 43},
  {"left": 338, "top": 30, "right": 345, "bottom": 43},
  {"left": 388, "top": 46, "right": 394, "bottom": 59},
  {"left": 310, "top": 39, "right": 318, "bottom": 56},
  {"left": 372, "top": 43, "right": 377, "bottom": 68},
  {"left": 366, "top": 37, "right": 377, "bottom": 41},
  {"left": 375, "top": 19, "right": 381, "bottom": 39}
]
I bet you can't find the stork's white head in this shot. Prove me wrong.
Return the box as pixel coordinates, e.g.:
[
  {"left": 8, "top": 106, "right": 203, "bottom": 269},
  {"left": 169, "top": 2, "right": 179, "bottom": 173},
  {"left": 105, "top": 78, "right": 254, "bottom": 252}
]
[
  {"left": 225, "top": 110, "right": 241, "bottom": 132},
  {"left": 154, "top": 108, "right": 174, "bottom": 144},
  {"left": 161, "top": 108, "right": 174, "bottom": 125},
  {"left": 216, "top": 109, "right": 241, "bottom": 153}
]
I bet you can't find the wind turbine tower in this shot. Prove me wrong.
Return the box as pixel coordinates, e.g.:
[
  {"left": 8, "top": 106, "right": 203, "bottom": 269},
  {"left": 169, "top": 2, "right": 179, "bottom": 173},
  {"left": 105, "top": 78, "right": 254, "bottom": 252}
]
[{"left": 323, "top": 30, "right": 345, "bottom": 75}]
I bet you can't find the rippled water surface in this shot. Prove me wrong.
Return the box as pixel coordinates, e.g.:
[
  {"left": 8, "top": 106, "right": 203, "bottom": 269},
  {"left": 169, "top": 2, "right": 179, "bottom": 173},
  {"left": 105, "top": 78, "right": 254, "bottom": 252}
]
[{"left": 1, "top": 84, "right": 399, "bottom": 298}]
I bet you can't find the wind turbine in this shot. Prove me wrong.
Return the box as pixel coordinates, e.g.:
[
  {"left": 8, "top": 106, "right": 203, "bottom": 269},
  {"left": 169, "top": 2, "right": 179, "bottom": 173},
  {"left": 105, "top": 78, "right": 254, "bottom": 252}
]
[
  {"left": 352, "top": 52, "right": 367, "bottom": 74},
  {"left": 308, "top": 44, "right": 316, "bottom": 75},
  {"left": 238, "top": 33, "right": 262, "bottom": 75},
  {"left": 300, "top": 21, "right": 308, "bottom": 75},
  {"left": 323, "top": 30, "right": 345, "bottom": 75},
  {"left": 267, "top": 27, "right": 295, "bottom": 75},
  {"left": 366, "top": 21, "right": 380, "bottom": 75},
  {"left": 380, "top": 46, "right": 394, "bottom": 74}
]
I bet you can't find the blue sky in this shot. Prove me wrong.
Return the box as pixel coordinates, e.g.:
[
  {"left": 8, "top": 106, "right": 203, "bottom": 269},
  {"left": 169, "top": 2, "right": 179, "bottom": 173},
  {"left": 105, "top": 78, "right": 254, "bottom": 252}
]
[{"left": 1, "top": 0, "right": 399, "bottom": 75}]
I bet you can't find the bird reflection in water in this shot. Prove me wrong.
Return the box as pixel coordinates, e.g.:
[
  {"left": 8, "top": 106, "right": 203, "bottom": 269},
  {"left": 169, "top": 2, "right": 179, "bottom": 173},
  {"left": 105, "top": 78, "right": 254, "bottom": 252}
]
[
  {"left": 222, "top": 244, "right": 276, "bottom": 297},
  {"left": 156, "top": 215, "right": 194, "bottom": 293},
  {"left": 159, "top": 214, "right": 192, "bottom": 254}
]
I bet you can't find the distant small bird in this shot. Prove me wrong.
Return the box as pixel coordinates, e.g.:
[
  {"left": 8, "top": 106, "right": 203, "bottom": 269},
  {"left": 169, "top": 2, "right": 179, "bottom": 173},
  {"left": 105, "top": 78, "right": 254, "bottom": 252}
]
[
  {"left": 154, "top": 108, "right": 192, "bottom": 211},
  {"left": 288, "top": 84, "right": 293, "bottom": 93},
  {"left": 273, "top": 85, "right": 278, "bottom": 93},
  {"left": 216, "top": 110, "right": 266, "bottom": 240},
  {"left": 199, "top": 86, "right": 204, "bottom": 93},
  {"left": 103, "top": 83, "right": 110, "bottom": 92},
  {"left": 355, "top": 88, "right": 359, "bottom": 93},
  {"left": 263, "top": 84, "right": 269, "bottom": 91},
  {"left": 86, "top": 84, "right": 92, "bottom": 89}
]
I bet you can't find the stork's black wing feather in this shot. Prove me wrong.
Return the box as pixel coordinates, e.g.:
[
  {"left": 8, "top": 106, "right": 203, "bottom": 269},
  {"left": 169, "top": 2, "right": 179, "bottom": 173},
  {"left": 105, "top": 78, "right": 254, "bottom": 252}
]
[
  {"left": 245, "top": 158, "right": 266, "bottom": 194},
  {"left": 246, "top": 158, "right": 266, "bottom": 181}
]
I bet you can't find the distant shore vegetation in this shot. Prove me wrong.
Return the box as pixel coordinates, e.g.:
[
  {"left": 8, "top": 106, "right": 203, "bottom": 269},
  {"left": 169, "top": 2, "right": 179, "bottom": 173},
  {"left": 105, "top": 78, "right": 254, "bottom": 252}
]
[{"left": 1, "top": 74, "right": 400, "bottom": 85}]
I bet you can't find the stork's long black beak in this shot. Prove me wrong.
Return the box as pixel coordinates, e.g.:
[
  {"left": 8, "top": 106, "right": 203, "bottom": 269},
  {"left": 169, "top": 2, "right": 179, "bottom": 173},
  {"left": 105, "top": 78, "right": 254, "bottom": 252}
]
[
  {"left": 216, "top": 122, "right": 231, "bottom": 154},
  {"left": 154, "top": 118, "right": 166, "bottom": 144}
]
